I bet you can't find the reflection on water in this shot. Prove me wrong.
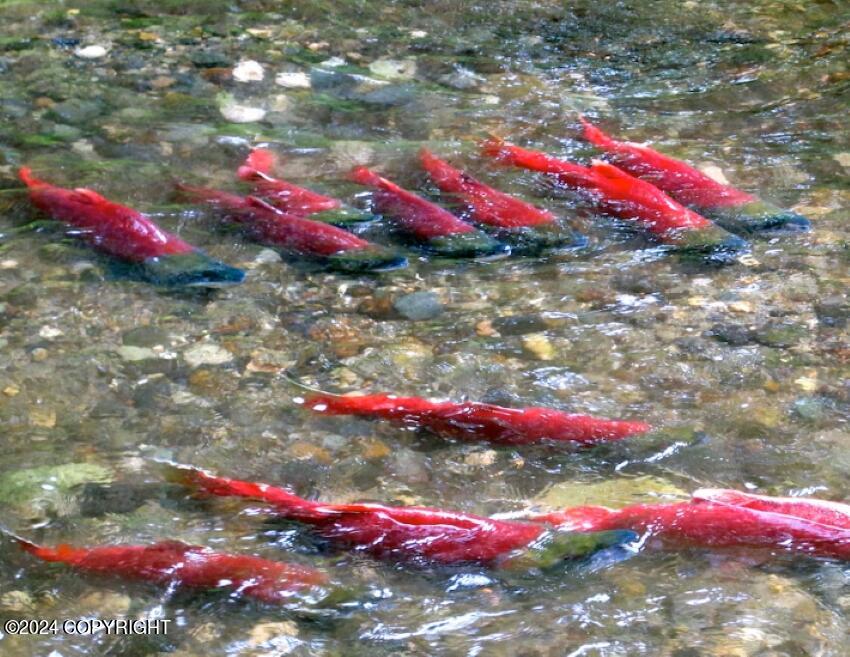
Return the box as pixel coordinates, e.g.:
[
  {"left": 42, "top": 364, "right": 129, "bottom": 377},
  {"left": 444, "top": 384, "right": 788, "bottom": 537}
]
[{"left": 0, "top": 0, "right": 849, "bottom": 655}]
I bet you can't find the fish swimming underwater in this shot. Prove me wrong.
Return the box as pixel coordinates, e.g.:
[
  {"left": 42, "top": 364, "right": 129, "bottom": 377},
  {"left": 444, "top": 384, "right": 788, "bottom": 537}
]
[
  {"left": 17, "top": 538, "right": 333, "bottom": 605},
  {"left": 177, "top": 184, "right": 407, "bottom": 273},
  {"left": 349, "top": 166, "right": 510, "bottom": 259},
  {"left": 305, "top": 392, "right": 650, "bottom": 446},
  {"left": 166, "top": 464, "right": 636, "bottom": 570},
  {"left": 481, "top": 138, "right": 748, "bottom": 261},
  {"left": 527, "top": 488, "right": 850, "bottom": 561},
  {"left": 419, "top": 149, "right": 585, "bottom": 254},
  {"left": 580, "top": 118, "right": 811, "bottom": 234},
  {"left": 238, "top": 148, "right": 374, "bottom": 226},
  {"left": 19, "top": 168, "right": 245, "bottom": 287}
]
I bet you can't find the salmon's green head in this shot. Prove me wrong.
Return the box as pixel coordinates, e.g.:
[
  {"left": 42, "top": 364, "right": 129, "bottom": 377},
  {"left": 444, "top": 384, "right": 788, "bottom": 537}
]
[
  {"left": 308, "top": 206, "right": 378, "bottom": 227},
  {"left": 499, "top": 224, "right": 588, "bottom": 256},
  {"left": 669, "top": 224, "right": 749, "bottom": 265},
  {"left": 140, "top": 251, "right": 246, "bottom": 288},
  {"left": 497, "top": 529, "right": 638, "bottom": 571},
  {"left": 426, "top": 230, "right": 510, "bottom": 259},
  {"left": 325, "top": 245, "right": 408, "bottom": 273},
  {"left": 703, "top": 200, "right": 811, "bottom": 234}
]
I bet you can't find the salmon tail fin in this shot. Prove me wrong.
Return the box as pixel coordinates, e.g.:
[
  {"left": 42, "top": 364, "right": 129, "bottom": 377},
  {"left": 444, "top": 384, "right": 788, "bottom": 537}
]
[
  {"left": 418, "top": 147, "right": 441, "bottom": 170},
  {"left": 237, "top": 148, "right": 279, "bottom": 181},
  {"left": 348, "top": 166, "right": 385, "bottom": 188},
  {"left": 157, "top": 460, "right": 321, "bottom": 517},
  {"left": 419, "top": 148, "right": 464, "bottom": 190},
  {"left": 17, "top": 539, "right": 80, "bottom": 563},
  {"left": 18, "top": 167, "right": 45, "bottom": 189},
  {"left": 579, "top": 116, "right": 618, "bottom": 149},
  {"left": 480, "top": 135, "right": 508, "bottom": 160},
  {"left": 304, "top": 392, "right": 366, "bottom": 415}
]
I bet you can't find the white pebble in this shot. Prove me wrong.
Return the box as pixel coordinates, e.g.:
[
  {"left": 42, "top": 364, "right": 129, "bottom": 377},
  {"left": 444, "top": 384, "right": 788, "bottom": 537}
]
[
  {"left": 74, "top": 45, "right": 107, "bottom": 59},
  {"left": 220, "top": 102, "right": 266, "bottom": 123},
  {"left": 232, "top": 59, "right": 265, "bottom": 82},
  {"left": 320, "top": 57, "right": 346, "bottom": 68},
  {"left": 275, "top": 71, "right": 311, "bottom": 89},
  {"left": 183, "top": 343, "right": 233, "bottom": 367},
  {"left": 368, "top": 58, "right": 417, "bottom": 81},
  {"left": 38, "top": 326, "right": 63, "bottom": 340}
]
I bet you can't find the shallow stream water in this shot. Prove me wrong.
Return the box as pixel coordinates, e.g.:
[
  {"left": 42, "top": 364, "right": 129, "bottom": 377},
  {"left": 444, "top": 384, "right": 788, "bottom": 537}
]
[{"left": 0, "top": 1, "right": 849, "bottom": 655}]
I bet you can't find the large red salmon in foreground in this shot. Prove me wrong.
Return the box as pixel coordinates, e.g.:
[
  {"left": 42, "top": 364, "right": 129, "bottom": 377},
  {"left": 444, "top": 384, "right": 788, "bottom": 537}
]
[
  {"left": 17, "top": 539, "right": 334, "bottom": 605},
  {"left": 481, "top": 138, "right": 748, "bottom": 260},
  {"left": 528, "top": 488, "right": 850, "bottom": 561},
  {"left": 19, "top": 168, "right": 244, "bottom": 287},
  {"left": 166, "top": 464, "right": 636, "bottom": 570},
  {"left": 305, "top": 392, "right": 650, "bottom": 445},
  {"left": 178, "top": 184, "right": 406, "bottom": 273},
  {"left": 580, "top": 118, "right": 811, "bottom": 234}
]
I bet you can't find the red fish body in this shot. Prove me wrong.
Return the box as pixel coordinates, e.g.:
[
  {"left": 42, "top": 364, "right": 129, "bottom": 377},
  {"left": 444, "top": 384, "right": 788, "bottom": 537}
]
[
  {"left": 178, "top": 184, "right": 406, "bottom": 273},
  {"left": 349, "top": 166, "right": 510, "bottom": 259},
  {"left": 169, "top": 465, "right": 635, "bottom": 569},
  {"left": 238, "top": 148, "right": 373, "bottom": 225},
  {"left": 481, "top": 139, "right": 747, "bottom": 259},
  {"left": 19, "top": 168, "right": 244, "bottom": 287},
  {"left": 580, "top": 118, "right": 811, "bottom": 233},
  {"left": 18, "top": 539, "right": 330, "bottom": 604},
  {"left": 305, "top": 393, "right": 650, "bottom": 445},
  {"left": 528, "top": 489, "right": 850, "bottom": 561},
  {"left": 419, "top": 149, "right": 585, "bottom": 254}
]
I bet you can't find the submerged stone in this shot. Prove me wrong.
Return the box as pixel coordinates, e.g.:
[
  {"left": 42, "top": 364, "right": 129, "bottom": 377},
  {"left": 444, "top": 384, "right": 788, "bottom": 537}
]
[
  {"left": 122, "top": 326, "right": 170, "bottom": 348},
  {"left": 191, "top": 50, "right": 232, "bottom": 68},
  {"left": 183, "top": 342, "right": 233, "bottom": 368},
  {"left": 752, "top": 321, "right": 806, "bottom": 348},
  {"left": 368, "top": 58, "right": 417, "bottom": 81},
  {"left": 48, "top": 99, "right": 103, "bottom": 125},
  {"left": 393, "top": 291, "right": 444, "bottom": 321}
]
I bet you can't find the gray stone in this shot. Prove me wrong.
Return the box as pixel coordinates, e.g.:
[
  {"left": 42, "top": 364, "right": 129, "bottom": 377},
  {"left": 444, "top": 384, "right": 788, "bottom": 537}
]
[
  {"left": 752, "top": 321, "right": 806, "bottom": 348},
  {"left": 122, "top": 326, "right": 170, "bottom": 348},
  {"left": 815, "top": 295, "right": 849, "bottom": 327},
  {"left": 393, "top": 291, "right": 444, "bottom": 321},
  {"left": 439, "top": 66, "right": 485, "bottom": 90},
  {"left": 389, "top": 447, "right": 430, "bottom": 484},
  {"left": 48, "top": 99, "right": 103, "bottom": 125},
  {"left": 708, "top": 322, "right": 753, "bottom": 346},
  {"left": 356, "top": 83, "right": 416, "bottom": 106},
  {"left": 191, "top": 50, "right": 231, "bottom": 68}
]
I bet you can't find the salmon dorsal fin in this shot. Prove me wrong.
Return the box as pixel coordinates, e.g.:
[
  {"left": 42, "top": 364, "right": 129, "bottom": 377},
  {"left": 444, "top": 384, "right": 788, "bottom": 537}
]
[
  {"left": 18, "top": 166, "right": 45, "bottom": 188},
  {"left": 147, "top": 540, "right": 198, "bottom": 554},
  {"left": 589, "top": 159, "right": 637, "bottom": 183},
  {"left": 579, "top": 116, "right": 619, "bottom": 149},
  {"left": 70, "top": 187, "right": 111, "bottom": 206},
  {"left": 238, "top": 148, "right": 279, "bottom": 180},
  {"left": 245, "top": 195, "right": 281, "bottom": 213},
  {"left": 692, "top": 488, "right": 751, "bottom": 506},
  {"left": 349, "top": 166, "right": 404, "bottom": 195}
]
